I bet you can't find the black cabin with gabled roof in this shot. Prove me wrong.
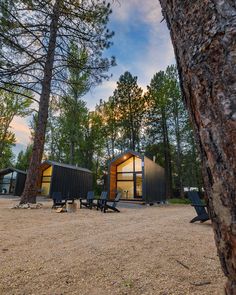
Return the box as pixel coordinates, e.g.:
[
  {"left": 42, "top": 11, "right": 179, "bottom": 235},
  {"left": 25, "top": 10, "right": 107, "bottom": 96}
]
[
  {"left": 39, "top": 160, "right": 93, "bottom": 199},
  {"left": 0, "top": 167, "right": 27, "bottom": 196},
  {"left": 108, "top": 150, "right": 166, "bottom": 204}
]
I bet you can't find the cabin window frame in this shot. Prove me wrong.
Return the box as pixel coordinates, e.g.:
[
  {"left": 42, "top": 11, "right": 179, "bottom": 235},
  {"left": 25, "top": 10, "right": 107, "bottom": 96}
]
[{"left": 116, "top": 156, "right": 143, "bottom": 199}]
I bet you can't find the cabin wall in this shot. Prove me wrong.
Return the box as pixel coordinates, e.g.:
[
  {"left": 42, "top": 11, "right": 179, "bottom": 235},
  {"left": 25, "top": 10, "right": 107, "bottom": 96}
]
[
  {"left": 14, "top": 173, "right": 27, "bottom": 196},
  {"left": 50, "top": 166, "right": 93, "bottom": 198},
  {"left": 144, "top": 157, "right": 166, "bottom": 203},
  {"left": 108, "top": 163, "right": 117, "bottom": 199}
]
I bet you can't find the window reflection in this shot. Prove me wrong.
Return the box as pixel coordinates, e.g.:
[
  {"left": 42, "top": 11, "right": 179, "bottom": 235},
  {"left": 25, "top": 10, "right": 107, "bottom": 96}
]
[
  {"left": 117, "top": 157, "right": 133, "bottom": 172},
  {"left": 135, "top": 157, "right": 142, "bottom": 171},
  {"left": 116, "top": 156, "right": 143, "bottom": 199},
  {"left": 41, "top": 166, "right": 52, "bottom": 195},
  {"left": 117, "top": 181, "right": 134, "bottom": 199},
  {"left": 117, "top": 173, "right": 133, "bottom": 181},
  {"left": 0, "top": 172, "right": 16, "bottom": 194}
]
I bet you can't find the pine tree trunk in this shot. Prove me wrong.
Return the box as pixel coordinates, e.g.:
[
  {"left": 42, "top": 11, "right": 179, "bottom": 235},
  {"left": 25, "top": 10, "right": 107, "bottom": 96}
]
[
  {"left": 20, "top": 0, "right": 61, "bottom": 204},
  {"left": 162, "top": 109, "right": 172, "bottom": 198},
  {"left": 174, "top": 107, "right": 184, "bottom": 198},
  {"left": 159, "top": 1, "right": 236, "bottom": 293},
  {"left": 70, "top": 141, "right": 75, "bottom": 165}
]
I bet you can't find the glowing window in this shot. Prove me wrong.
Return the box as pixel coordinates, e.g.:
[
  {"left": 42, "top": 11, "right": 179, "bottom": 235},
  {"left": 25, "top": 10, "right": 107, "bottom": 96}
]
[{"left": 117, "top": 157, "right": 134, "bottom": 172}]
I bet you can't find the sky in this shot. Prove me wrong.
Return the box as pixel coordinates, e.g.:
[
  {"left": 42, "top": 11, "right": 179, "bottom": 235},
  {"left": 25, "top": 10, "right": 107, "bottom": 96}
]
[{"left": 11, "top": 0, "right": 175, "bottom": 156}]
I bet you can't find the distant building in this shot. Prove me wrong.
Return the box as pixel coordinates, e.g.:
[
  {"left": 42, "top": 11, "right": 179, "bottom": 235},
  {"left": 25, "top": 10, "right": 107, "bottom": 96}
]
[
  {"left": 0, "top": 168, "right": 27, "bottom": 196},
  {"left": 108, "top": 150, "right": 166, "bottom": 204}
]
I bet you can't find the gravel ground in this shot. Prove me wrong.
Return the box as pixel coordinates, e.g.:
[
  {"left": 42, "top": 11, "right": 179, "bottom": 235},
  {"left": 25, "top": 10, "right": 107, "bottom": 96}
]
[{"left": 0, "top": 197, "right": 225, "bottom": 295}]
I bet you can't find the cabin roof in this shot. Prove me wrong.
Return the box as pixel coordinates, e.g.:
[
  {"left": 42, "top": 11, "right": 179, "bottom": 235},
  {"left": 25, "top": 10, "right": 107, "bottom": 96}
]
[
  {"left": 0, "top": 167, "right": 27, "bottom": 175},
  {"left": 41, "top": 160, "right": 92, "bottom": 173},
  {"left": 109, "top": 150, "right": 145, "bottom": 166}
]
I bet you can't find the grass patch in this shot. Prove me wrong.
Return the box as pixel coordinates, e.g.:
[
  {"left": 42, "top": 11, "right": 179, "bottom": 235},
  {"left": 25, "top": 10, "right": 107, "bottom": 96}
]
[
  {"left": 168, "top": 198, "right": 190, "bottom": 204},
  {"left": 123, "top": 279, "right": 134, "bottom": 288}
]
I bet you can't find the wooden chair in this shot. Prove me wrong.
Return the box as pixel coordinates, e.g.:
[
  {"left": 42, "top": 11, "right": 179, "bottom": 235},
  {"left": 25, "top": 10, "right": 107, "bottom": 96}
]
[
  {"left": 188, "top": 191, "right": 209, "bottom": 223},
  {"left": 80, "top": 191, "right": 95, "bottom": 210},
  {"left": 103, "top": 191, "right": 121, "bottom": 213}
]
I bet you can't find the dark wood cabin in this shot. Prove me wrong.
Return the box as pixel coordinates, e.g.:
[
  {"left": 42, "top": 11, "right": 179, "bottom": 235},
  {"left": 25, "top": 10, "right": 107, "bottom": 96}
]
[
  {"left": 0, "top": 167, "right": 27, "bottom": 196},
  {"left": 108, "top": 150, "right": 166, "bottom": 204},
  {"left": 39, "top": 161, "right": 93, "bottom": 199}
]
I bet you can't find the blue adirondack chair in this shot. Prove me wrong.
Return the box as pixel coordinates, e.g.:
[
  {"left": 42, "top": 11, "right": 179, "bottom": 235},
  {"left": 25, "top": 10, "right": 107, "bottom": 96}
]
[
  {"left": 103, "top": 191, "right": 121, "bottom": 213},
  {"left": 52, "top": 192, "right": 67, "bottom": 209},
  {"left": 188, "top": 191, "right": 209, "bottom": 223},
  {"left": 80, "top": 191, "right": 95, "bottom": 210},
  {"left": 96, "top": 191, "right": 108, "bottom": 211}
]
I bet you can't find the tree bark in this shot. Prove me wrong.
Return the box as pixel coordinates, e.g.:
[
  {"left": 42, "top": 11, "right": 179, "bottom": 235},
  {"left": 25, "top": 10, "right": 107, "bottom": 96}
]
[
  {"left": 70, "top": 141, "right": 75, "bottom": 165},
  {"left": 20, "top": 0, "right": 61, "bottom": 204},
  {"left": 159, "top": 0, "right": 236, "bottom": 293},
  {"left": 173, "top": 101, "right": 184, "bottom": 198},
  {"left": 162, "top": 108, "right": 173, "bottom": 198}
]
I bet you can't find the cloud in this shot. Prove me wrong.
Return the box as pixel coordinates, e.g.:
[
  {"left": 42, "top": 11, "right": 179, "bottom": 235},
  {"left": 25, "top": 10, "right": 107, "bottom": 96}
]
[
  {"left": 11, "top": 116, "right": 31, "bottom": 147},
  {"left": 12, "top": 143, "right": 27, "bottom": 158},
  {"left": 108, "top": 1, "right": 175, "bottom": 86},
  {"left": 10, "top": 1, "right": 176, "bottom": 152},
  {"left": 135, "top": 26, "right": 175, "bottom": 86},
  {"left": 111, "top": 0, "right": 163, "bottom": 25},
  {"left": 86, "top": 80, "right": 117, "bottom": 108}
]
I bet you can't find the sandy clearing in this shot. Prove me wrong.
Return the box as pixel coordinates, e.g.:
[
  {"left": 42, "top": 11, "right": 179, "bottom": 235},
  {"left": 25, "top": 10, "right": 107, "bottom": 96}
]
[{"left": 0, "top": 197, "right": 224, "bottom": 295}]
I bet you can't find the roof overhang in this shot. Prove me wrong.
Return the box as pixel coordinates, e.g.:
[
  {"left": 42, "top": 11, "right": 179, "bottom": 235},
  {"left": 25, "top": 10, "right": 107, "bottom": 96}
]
[
  {"left": 0, "top": 167, "right": 27, "bottom": 176},
  {"left": 41, "top": 160, "right": 92, "bottom": 173}
]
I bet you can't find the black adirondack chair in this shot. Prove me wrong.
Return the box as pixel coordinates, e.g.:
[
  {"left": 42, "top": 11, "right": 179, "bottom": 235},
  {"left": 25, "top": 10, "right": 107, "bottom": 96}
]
[
  {"left": 188, "top": 191, "right": 209, "bottom": 223},
  {"left": 103, "top": 191, "right": 121, "bottom": 213},
  {"left": 96, "top": 191, "right": 108, "bottom": 211},
  {"left": 80, "top": 191, "right": 95, "bottom": 209},
  {"left": 52, "top": 192, "right": 67, "bottom": 209}
]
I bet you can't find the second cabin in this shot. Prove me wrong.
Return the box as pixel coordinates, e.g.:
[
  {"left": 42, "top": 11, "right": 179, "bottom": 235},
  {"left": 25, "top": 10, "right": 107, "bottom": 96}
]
[
  {"left": 108, "top": 150, "right": 166, "bottom": 204},
  {"left": 39, "top": 160, "right": 93, "bottom": 199}
]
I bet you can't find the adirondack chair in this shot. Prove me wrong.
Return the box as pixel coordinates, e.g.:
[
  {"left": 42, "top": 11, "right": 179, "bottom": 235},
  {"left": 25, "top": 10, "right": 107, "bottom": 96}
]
[
  {"left": 188, "top": 191, "right": 209, "bottom": 223},
  {"left": 80, "top": 191, "right": 95, "bottom": 209},
  {"left": 96, "top": 191, "right": 108, "bottom": 211},
  {"left": 103, "top": 191, "right": 121, "bottom": 213},
  {"left": 52, "top": 192, "right": 67, "bottom": 209}
]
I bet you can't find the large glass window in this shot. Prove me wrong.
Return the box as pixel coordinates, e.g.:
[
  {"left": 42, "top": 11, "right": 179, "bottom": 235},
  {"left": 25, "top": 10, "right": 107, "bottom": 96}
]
[
  {"left": 117, "top": 173, "right": 133, "bottom": 181},
  {"left": 135, "top": 173, "right": 142, "bottom": 197},
  {"left": 117, "top": 181, "right": 134, "bottom": 199},
  {"left": 117, "top": 157, "right": 134, "bottom": 173},
  {"left": 43, "top": 166, "right": 52, "bottom": 176},
  {"left": 135, "top": 157, "right": 142, "bottom": 172},
  {"left": 0, "top": 172, "right": 17, "bottom": 194},
  {"left": 116, "top": 156, "right": 143, "bottom": 199},
  {"left": 0, "top": 175, "right": 10, "bottom": 194},
  {"left": 41, "top": 182, "right": 51, "bottom": 196},
  {"left": 41, "top": 166, "right": 52, "bottom": 195}
]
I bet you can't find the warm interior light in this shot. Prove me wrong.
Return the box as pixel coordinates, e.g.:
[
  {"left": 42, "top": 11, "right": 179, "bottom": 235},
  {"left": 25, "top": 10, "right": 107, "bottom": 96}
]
[{"left": 124, "top": 156, "right": 127, "bottom": 159}]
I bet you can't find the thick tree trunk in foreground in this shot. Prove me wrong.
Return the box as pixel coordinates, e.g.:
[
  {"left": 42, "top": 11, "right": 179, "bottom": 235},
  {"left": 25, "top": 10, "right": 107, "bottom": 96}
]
[
  {"left": 20, "top": 1, "right": 61, "bottom": 204},
  {"left": 159, "top": 1, "right": 236, "bottom": 293}
]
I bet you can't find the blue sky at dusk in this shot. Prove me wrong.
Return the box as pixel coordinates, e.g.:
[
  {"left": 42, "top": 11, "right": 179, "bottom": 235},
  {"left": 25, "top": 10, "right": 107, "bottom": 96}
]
[{"left": 12, "top": 0, "right": 175, "bottom": 155}]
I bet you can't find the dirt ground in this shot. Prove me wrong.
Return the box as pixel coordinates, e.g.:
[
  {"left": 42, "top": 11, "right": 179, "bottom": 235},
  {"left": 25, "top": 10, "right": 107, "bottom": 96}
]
[{"left": 0, "top": 197, "right": 224, "bottom": 295}]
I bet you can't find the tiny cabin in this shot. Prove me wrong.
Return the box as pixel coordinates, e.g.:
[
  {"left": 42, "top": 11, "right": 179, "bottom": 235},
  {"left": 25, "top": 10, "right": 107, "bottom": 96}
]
[
  {"left": 0, "top": 168, "right": 27, "bottom": 196},
  {"left": 108, "top": 150, "right": 166, "bottom": 204},
  {"left": 39, "top": 160, "right": 93, "bottom": 199}
]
